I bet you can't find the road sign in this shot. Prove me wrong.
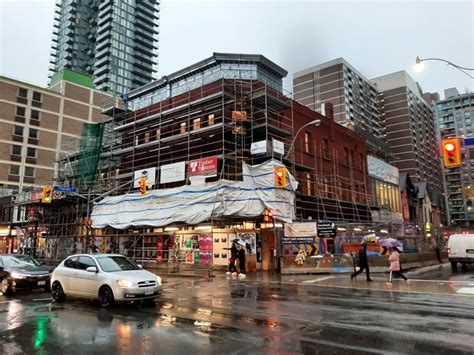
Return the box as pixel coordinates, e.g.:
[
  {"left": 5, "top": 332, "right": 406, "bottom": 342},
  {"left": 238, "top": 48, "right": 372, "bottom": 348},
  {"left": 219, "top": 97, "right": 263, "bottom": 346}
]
[
  {"left": 317, "top": 222, "right": 336, "bottom": 237},
  {"left": 53, "top": 186, "right": 77, "bottom": 193}
]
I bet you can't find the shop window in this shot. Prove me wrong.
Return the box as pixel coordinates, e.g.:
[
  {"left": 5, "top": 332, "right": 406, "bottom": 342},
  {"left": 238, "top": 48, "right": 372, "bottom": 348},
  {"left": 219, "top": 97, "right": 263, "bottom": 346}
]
[
  {"left": 27, "top": 147, "right": 36, "bottom": 158},
  {"left": 11, "top": 145, "right": 22, "bottom": 156},
  {"left": 322, "top": 139, "right": 329, "bottom": 158},
  {"left": 304, "top": 132, "right": 311, "bottom": 153},
  {"left": 25, "top": 166, "right": 35, "bottom": 177},
  {"left": 193, "top": 118, "right": 201, "bottom": 130},
  {"left": 16, "top": 106, "right": 26, "bottom": 117},
  {"left": 30, "top": 110, "right": 40, "bottom": 121},
  {"left": 18, "top": 88, "right": 28, "bottom": 98},
  {"left": 156, "top": 129, "right": 160, "bottom": 141},
  {"left": 14, "top": 125, "right": 24, "bottom": 137},
  {"left": 29, "top": 128, "right": 38, "bottom": 139},
  {"left": 32, "top": 91, "right": 42, "bottom": 102},
  {"left": 180, "top": 122, "right": 187, "bottom": 134},
  {"left": 208, "top": 114, "right": 215, "bottom": 126},
  {"left": 9, "top": 165, "right": 20, "bottom": 176}
]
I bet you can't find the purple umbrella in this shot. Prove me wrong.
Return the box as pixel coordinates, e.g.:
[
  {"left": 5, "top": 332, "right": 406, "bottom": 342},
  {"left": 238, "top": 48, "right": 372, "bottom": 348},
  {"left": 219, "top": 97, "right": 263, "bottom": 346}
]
[{"left": 379, "top": 238, "right": 399, "bottom": 248}]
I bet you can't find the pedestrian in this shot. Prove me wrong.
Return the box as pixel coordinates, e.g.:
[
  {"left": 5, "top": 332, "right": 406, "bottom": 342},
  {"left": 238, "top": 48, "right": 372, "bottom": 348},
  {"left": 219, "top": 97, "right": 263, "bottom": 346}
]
[
  {"left": 385, "top": 247, "right": 410, "bottom": 286},
  {"left": 238, "top": 244, "right": 246, "bottom": 279},
  {"left": 225, "top": 242, "right": 238, "bottom": 276},
  {"left": 431, "top": 238, "right": 442, "bottom": 264},
  {"left": 351, "top": 243, "right": 372, "bottom": 281}
]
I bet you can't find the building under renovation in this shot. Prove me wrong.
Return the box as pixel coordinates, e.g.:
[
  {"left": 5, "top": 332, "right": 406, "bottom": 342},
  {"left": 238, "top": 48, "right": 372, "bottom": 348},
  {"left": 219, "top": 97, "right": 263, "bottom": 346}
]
[{"left": 14, "top": 53, "right": 389, "bottom": 272}]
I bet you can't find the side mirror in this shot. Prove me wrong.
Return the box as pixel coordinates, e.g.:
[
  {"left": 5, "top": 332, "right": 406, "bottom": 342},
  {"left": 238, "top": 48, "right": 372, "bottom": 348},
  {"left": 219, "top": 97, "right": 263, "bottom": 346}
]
[
  {"left": 137, "top": 264, "right": 143, "bottom": 269},
  {"left": 86, "top": 266, "right": 98, "bottom": 273}
]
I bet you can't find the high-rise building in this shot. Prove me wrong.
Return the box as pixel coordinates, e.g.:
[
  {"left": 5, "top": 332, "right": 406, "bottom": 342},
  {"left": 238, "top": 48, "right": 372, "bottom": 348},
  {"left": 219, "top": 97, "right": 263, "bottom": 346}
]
[
  {"left": 435, "top": 88, "right": 474, "bottom": 226},
  {"left": 50, "top": 0, "right": 159, "bottom": 96},
  {"left": 0, "top": 70, "right": 111, "bottom": 193},
  {"left": 293, "top": 58, "right": 387, "bottom": 155},
  {"left": 370, "top": 71, "right": 442, "bottom": 194}
]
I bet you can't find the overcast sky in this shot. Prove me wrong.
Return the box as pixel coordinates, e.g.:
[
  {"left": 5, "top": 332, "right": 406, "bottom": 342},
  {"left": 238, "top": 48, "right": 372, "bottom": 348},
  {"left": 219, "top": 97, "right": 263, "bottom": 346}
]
[{"left": 1, "top": 0, "right": 472, "bottom": 99}]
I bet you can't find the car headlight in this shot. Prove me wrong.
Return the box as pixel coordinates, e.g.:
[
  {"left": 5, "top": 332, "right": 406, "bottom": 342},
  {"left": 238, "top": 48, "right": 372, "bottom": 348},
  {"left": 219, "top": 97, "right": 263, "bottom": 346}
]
[
  {"left": 11, "top": 272, "right": 27, "bottom": 279},
  {"left": 116, "top": 279, "right": 134, "bottom": 287},
  {"left": 156, "top": 275, "right": 162, "bottom": 285}
]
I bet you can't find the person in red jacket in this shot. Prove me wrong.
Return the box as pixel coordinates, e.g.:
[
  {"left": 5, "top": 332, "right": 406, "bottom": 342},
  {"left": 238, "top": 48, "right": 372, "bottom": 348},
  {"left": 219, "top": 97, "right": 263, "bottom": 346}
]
[{"left": 386, "top": 247, "right": 410, "bottom": 286}]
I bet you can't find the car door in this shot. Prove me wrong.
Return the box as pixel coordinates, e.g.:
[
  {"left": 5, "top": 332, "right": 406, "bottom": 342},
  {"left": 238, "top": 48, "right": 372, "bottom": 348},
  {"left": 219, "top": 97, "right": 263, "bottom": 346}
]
[
  {"left": 59, "top": 256, "right": 79, "bottom": 294},
  {"left": 74, "top": 256, "right": 100, "bottom": 297}
]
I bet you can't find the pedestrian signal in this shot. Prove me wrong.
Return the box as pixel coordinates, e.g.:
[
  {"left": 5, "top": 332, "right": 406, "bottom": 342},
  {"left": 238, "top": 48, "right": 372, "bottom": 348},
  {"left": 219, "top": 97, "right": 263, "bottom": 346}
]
[
  {"left": 442, "top": 139, "right": 461, "bottom": 168},
  {"left": 275, "top": 167, "right": 287, "bottom": 188},
  {"left": 139, "top": 177, "right": 147, "bottom": 196},
  {"left": 41, "top": 186, "right": 53, "bottom": 203}
]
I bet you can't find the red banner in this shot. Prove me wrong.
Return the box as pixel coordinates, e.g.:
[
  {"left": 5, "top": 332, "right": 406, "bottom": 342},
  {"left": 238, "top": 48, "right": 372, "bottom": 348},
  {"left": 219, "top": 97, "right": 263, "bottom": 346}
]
[{"left": 188, "top": 157, "right": 218, "bottom": 176}]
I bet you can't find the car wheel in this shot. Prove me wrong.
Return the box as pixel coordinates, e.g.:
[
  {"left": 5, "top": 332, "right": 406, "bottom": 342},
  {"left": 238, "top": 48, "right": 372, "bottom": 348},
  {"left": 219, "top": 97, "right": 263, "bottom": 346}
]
[
  {"left": 1, "top": 278, "right": 12, "bottom": 296},
  {"left": 451, "top": 261, "right": 457, "bottom": 271},
  {"left": 52, "top": 281, "right": 65, "bottom": 302},
  {"left": 99, "top": 286, "right": 114, "bottom": 308},
  {"left": 462, "top": 263, "right": 468, "bottom": 271}
]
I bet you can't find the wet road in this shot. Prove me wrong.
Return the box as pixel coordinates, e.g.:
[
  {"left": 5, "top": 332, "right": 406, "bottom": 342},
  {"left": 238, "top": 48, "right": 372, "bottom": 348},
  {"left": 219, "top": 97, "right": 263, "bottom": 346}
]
[{"left": 1, "top": 265, "right": 474, "bottom": 354}]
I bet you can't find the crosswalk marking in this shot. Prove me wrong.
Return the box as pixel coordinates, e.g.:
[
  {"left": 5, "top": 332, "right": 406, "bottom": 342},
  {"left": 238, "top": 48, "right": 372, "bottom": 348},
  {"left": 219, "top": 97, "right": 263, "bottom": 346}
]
[
  {"left": 302, "top": 276, "right": 334, "bottom": 284},
  {"left": 456, "top": 288, "right": 474, "bottom": 295}
]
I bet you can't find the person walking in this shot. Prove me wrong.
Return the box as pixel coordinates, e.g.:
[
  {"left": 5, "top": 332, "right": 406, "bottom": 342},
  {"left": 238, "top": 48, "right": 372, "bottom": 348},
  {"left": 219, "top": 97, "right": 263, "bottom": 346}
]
[
  {"left": 351, "top": 243, "right": 372, "bottom": 281},
  {"left": 225, "top": 242, "right": 238, "bottom": 276},
  {"left": 386, "top": 247, "right": 410, "bottom": 286},
  {"left": 238, "top": 245, "right": 246, "bottom": 278}
]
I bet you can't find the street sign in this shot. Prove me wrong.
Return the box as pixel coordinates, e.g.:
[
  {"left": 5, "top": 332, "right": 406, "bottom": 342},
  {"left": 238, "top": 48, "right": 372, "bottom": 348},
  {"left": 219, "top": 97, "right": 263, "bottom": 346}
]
[
  {"left": 53, "top": 186, "right": 77, "bottom": 193},
  {"left": 272, "top": 139, "right": 285, "bottom": 155},
  {"left": 465, "top": 138, "right": 474, "bottom": 146},
  {"left": 251, "top": 140, "right": 267, "bottom": 155},
  {"left": 317, "top": 222, "right": 336, "bottom": 237}
]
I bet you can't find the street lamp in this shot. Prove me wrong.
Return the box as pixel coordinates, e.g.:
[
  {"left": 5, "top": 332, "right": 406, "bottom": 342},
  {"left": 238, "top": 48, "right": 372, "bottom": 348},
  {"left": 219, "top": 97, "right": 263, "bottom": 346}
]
[
  {"left": 285, "top": 119, "right": 321, "bottom": 159},
  {"left": 415, "top": 56, "right": 474, "bottom": 79}
]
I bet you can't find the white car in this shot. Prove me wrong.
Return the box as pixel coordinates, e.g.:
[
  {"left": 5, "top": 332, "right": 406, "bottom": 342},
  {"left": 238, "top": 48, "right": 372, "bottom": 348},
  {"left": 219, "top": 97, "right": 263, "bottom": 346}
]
[
  {"left": 448, "top": 234, "right": 474, "bottom": 271},
  {"left": 51, "top": 254, "right": 162, "bottom": 307}
]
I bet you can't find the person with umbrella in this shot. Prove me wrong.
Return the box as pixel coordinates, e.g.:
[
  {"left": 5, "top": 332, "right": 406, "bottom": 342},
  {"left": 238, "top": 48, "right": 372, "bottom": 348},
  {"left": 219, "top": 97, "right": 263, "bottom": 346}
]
[
  {"left": 385, "top": 247, "right": 410, "bottom": 286},
  {"left": 351, "top": 242, "right": 372, "bottom": 282}
]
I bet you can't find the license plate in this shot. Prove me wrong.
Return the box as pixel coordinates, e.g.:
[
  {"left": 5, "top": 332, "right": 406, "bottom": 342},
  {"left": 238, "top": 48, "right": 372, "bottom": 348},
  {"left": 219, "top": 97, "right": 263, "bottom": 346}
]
[
  {"left": 38, "top": 281, "right": 46, "bottom": 286},
  {"left": 467, "top": 249, "right": 474, "bottom": 254},
  {"left": 145, "top": 290, "right": 153, "bottom": 295}
]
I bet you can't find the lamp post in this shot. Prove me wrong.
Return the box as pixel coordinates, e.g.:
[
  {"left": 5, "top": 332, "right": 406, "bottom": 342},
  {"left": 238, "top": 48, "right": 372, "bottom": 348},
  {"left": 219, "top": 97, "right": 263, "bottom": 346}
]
[
  {"left": 285, "top": 119, "right": 321, "bottom": 160},
  {"left": 414, "top": 56, "right": 474, "bottom": 79}
]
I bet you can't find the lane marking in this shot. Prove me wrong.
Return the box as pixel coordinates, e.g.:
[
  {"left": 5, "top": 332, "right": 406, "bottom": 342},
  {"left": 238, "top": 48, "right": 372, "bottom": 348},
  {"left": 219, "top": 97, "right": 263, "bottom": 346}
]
[
  {"left": 457, "top": 288, "right": 474, "bottom": 295},
  {"left": 33, "top": 298, "right": 53, "bottom": 302},
  {"left": 368, "top": 277, "right": 474, "bottom": 284},
  {"left": 302, "top": 276, "right": 334, "bottom": 284}
]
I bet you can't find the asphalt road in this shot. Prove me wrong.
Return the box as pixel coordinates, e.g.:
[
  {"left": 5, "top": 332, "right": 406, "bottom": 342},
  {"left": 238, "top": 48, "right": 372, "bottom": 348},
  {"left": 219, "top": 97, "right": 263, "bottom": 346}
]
[{"left": 1, "top": 264, "right": 474, "bottom": 354}]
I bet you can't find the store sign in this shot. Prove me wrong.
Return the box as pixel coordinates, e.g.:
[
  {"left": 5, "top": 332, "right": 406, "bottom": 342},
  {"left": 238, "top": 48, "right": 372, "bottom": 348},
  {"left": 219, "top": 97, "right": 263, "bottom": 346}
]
[
  {"left": 367, "top": 155, "right": 399, "bottom": 185},
  {"left": 284, "top": 222, "right": 317, "bottom": 237},
  {"left": 251, "top": 140, "right": 267, "bottom": 155},
  {"left": 272, "top": 139, "right": 284, "bottom": 155},
  {"left": 160, "top": 162, "right": 185, "bottom": 184},
  {"left": 317, "top": 222, "right": 336, "bottom": 237},
  {"left": 282, "top": 237, "right": 315, "bottom": 245},
  {"left": 188, "top": 157, "right": 218, "bottom": 176},
  {"left": 134, "top": 168, "right": 157, "bottom": 187}
]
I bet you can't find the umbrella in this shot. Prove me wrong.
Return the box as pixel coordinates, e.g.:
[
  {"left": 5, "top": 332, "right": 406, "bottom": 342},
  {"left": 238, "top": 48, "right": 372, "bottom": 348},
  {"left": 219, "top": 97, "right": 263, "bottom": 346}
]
[
  {"left": 236, "top": 240, "right": 246, "bottom": 247},
  {"left": 379, "top": 238, "right": 399, "bottom": 248},
  {"left": 363, "top": 234, "right": 378, "bottom": 243}
]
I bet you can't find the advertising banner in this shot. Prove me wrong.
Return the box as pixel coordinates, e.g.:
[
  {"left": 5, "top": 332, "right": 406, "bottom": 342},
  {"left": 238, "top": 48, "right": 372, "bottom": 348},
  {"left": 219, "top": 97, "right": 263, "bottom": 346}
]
[
  {"left": 284, "top": 222, "right": 317, "bottom": 237},
  {"left": 188, "top": 157, "right": 218, "bottom": 176},
  {"left": 134, "top": 168, "right": 157, "bottom": 187},
  {"left": 160, "top": 162, "right": 185, "bottom": 184}
]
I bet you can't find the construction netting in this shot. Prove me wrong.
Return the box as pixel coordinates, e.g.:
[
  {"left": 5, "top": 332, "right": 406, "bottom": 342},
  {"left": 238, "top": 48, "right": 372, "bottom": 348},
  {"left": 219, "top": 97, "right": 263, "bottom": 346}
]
[{"left": 77, "top": 123, "right": 104, "bottom": 188}]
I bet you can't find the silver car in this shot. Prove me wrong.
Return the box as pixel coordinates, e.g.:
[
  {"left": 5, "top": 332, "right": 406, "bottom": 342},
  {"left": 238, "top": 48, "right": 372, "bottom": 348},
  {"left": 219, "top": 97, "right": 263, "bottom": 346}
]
[{"left": 51, "top": 254, "right": 162, "bottom": 307}]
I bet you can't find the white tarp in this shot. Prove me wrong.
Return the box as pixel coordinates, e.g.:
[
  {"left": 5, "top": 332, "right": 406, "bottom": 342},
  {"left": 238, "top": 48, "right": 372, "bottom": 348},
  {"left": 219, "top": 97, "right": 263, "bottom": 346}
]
[{"left": 91, "top": 160, "right": 297, "bottom": 229}]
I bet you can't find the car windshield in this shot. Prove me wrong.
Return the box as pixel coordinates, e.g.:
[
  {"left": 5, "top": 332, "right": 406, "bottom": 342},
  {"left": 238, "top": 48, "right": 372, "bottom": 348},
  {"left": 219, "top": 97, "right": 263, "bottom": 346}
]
[
  {"left": 2, "top": 255, "right": 41, "bottom": 268},
  {"left": 96, "top": 256, "right": 140, "bottom": 272}
]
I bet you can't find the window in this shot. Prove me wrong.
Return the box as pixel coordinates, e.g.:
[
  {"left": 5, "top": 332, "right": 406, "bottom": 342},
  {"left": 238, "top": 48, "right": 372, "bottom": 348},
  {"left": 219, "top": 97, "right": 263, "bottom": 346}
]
[
  {"left": 156, "top": 129, "right": 160, "bottom": 141},
  {"left": 322, "top": 139, "right": 329, "bottom": 158},
  {"left": 32, "top": 91, "right": 42, "bottom": 102},
  {"left": 180, "top": 122, "right": 187, "bottom": 134},
  {"left": 27, "top": 147, "right": 36, "bottom": 158},
  {"left": 16, "top": 106, "right": 26, "bottom": 117},
  {"left": 14, "top": 126, "right": 23, "bottom": 136},
  {"left": 12, "top": 145, "right": 22, "bottom": 155},
  {"left": 304, "top": 132, "right": 311, "bottom": 153},
  {"left": 77, "top": 256, "right": 97, "bottom": 270},
  {"left": 344, "top": 147, "right": 349, "bottom": 165},
  {"left": 25, "top": 166, "right": 35, "bottom": 177},
  {"left": 30, "top": 110, "right": 40, "bottom": 120},
  {"left": 9, "top": 165, "right": 20, "bottom": 175},
  {"left": 65, "top": 256, "right": 78, "bottom": 268},
  {"left": 193, "top": 118, "right": 201, "bottom": 130},
  {"left": 18, "top": 88, "right": 28, "bottom": 98},
  {"left": 208, "top": 114, "right": 215, "bottom": 126},
  {"left": 306, "top": 173, "right": 312, "bottom": 195},
  {"left": 29, "top": 128, "right": 38, "bottom": 139},
  {"left": 144, "top": 132, "right": 150, "bottom": 143}
]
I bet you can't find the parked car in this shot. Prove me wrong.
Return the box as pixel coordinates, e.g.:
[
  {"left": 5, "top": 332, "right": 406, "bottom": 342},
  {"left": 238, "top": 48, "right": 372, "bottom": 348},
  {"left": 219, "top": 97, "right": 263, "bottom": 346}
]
[
  {"left": 51, "top": 254, "right": 162, "bottom": 307},
  {"left": 448, "top": 234, "right": 474, "bottom": 270},
  {"left": 0, "top": 254, "right": 52, "bottom": 295}
]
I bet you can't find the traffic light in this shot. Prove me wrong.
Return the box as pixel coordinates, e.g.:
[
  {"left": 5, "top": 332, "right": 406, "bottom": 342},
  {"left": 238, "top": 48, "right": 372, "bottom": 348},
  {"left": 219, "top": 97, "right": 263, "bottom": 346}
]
[
  {"left": 41, "top": 186, "right": 53, "bottom": 203},
  {"left": 442, "top": 139, "right": 461, "bottom": 168},
  {"left": 139, "top": 177, "right": 147, "bottom": 196},
  {"left": 274, "top": 167, "right": 287, "bottom": 188}
]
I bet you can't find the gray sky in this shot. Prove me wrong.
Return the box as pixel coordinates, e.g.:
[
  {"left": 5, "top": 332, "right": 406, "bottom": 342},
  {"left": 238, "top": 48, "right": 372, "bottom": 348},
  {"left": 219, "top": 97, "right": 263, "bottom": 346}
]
[{"left": 1, "top": 0, "right": 473, "bottom": 98}]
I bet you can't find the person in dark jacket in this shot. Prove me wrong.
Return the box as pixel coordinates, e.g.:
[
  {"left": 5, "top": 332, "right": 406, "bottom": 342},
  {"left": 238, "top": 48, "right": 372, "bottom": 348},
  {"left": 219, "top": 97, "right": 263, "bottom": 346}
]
[
  {"left": 351, "top": 243, "right": 372, "bottom": 281},
  {"left": 238, "top": 246, "right": 246, "bottom": 276},
  {"left": 225, "top": 243, "right": 238, "bottom": 274}
]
